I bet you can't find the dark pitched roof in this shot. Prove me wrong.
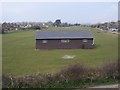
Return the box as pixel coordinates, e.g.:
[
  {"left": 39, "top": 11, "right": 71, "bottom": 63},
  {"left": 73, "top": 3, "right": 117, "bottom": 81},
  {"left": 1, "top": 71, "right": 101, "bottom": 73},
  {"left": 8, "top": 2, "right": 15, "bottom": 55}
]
[{"left": 36, "top": 30, "right": 94, "bottom": 39}]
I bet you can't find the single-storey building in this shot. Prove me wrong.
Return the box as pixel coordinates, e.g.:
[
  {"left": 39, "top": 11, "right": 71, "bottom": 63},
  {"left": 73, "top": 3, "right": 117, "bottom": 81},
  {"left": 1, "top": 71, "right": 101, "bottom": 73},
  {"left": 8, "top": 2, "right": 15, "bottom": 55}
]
[{"left": 35, "top": 30, "right": 94, "bottom": 50}]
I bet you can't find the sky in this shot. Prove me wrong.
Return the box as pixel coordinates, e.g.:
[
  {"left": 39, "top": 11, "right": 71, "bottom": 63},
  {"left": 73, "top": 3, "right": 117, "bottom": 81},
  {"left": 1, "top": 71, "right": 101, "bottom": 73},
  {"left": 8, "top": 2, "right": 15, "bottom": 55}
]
[{"left": 1, "top": 2, "right": 118, "bottom": 24}]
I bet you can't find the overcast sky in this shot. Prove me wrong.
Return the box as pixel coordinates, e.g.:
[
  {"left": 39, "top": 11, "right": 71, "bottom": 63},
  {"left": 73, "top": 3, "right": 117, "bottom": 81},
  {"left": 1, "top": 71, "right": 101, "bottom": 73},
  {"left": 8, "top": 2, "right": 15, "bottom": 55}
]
[{"left": 1, "top": 2, "right": 118, "bottom": 24}]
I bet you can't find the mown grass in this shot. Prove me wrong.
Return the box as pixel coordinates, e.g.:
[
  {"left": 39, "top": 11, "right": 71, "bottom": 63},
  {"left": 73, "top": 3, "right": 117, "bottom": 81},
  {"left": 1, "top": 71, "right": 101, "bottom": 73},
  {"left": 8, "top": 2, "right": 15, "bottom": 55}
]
[{"left": 2, "top": 27, "right": 118, "bottom": 76}]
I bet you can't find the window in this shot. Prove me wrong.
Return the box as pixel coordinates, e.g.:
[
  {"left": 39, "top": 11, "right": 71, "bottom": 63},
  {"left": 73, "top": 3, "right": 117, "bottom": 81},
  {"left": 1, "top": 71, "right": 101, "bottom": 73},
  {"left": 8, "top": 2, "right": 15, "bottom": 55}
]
[
  {"left": 83, "top": 39, "right": 88, "bottom": 42},
  {"left": 61, "top": 40, "right": 70, "bottom": 43},
  {"left": 42, "top": 40, "right": 47, "bottom": 43}
]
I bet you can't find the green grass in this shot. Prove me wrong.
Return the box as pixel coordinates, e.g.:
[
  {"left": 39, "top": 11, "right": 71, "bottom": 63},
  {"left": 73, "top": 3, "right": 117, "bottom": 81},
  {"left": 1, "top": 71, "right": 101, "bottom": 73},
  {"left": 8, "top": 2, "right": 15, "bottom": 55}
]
[
  {"left": 2, "top": 27, "right": 118, "bottom": 76},
  {"left": 43, "top": 79, "right": 117, "bottom": 88}
]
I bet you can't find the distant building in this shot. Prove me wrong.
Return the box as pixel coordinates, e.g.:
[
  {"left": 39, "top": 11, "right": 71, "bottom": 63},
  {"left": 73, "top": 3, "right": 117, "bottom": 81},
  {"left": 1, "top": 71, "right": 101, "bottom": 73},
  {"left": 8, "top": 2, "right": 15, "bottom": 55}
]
[
  {"left": 35, "top": 30, "right": 94, "bottom": 50},
  {"left": 2, "top": 22, "right": 20, "bottom": 32},
  {"left": 107, "top": 23, "right": 118, "bottom": 32}
]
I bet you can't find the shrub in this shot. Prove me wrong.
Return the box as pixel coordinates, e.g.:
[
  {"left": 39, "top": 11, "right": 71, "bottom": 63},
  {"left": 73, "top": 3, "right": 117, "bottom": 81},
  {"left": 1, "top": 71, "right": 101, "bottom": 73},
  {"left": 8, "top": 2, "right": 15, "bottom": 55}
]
[
  {"left": 86, "top": 68, "right": 101, "bottom": 83},
  {"left": 58, "top": 63, "right": 88, "bottom": 82},
  {"left": 101, "top": 60, "right": 118, "bottom": 79},
  {"left": 2, "top": 75, "right": 12, "bottom": 88},
  {"left": 18, "top": 73, "right": 54, "bottom": 88}
]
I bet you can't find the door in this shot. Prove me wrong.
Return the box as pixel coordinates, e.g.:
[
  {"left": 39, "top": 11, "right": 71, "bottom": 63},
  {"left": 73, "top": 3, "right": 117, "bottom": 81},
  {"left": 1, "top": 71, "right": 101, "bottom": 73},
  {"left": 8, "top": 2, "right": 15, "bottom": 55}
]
[{"left": 82, "top": 44, "right": 85, "bottom": 49}]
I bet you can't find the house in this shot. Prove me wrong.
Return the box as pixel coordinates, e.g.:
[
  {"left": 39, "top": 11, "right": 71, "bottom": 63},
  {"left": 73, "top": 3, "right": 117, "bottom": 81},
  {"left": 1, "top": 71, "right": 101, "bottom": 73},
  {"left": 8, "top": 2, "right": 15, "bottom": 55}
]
[
  {"left": 35, "top": 30, "right": 94, "bottom": 50},
  {"left": 107, "top": 23, "right": 118, "bottom": 32},
  {"left": 2, "top": 22, "right": 20, "bottom": 32}
]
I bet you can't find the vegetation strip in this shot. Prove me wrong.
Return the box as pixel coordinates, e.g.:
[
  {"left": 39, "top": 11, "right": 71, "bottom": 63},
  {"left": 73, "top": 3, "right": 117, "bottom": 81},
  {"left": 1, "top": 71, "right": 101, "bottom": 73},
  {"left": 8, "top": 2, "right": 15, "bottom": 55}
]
[{"left": 2, "top": 61, "right": 118, "bottom": 88}]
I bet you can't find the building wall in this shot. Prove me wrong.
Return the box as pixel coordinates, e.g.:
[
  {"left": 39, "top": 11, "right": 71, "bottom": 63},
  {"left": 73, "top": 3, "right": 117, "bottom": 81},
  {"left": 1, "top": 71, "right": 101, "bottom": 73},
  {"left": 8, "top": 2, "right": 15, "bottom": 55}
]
[{"left": 36, "top": 39, "right": 94, "bottom": 50}]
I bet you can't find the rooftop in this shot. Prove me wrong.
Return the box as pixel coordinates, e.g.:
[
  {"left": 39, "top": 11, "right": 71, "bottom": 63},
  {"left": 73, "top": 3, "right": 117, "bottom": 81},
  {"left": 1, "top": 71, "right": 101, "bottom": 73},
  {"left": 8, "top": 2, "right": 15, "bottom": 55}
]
[{"left": 36, "top": 30, "right": 94, "bottom": 39}]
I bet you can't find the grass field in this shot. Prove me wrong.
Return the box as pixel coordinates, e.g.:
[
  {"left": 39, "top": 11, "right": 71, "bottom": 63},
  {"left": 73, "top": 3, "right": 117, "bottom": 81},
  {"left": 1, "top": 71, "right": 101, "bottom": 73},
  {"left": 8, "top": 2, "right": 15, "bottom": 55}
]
[{"left": 2, "top": 27, "right": 118, "bottom": 76}]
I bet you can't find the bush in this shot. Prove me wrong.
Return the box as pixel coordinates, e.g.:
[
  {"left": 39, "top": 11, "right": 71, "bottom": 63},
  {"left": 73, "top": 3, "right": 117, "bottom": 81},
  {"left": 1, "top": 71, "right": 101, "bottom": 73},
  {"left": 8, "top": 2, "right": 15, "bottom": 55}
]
[
  {"left": 58, "top": 63, "right": 88, "bottom": 82},
  {"left": 101, "top": 61, "right": 118, "bottom": 79},
  {"left": 2, "top": 75, "right": 12, "bottom": 88}
]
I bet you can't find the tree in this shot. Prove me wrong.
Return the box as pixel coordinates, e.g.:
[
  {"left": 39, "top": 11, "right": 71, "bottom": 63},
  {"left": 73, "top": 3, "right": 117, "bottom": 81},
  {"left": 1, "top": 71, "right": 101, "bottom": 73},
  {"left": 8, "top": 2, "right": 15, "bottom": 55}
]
[
  {"left": 54, "top": 19, "right": 61, "bottom": 27},
  {"left": 32, "top": 25, "right": 41, "bottom": 30}
]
